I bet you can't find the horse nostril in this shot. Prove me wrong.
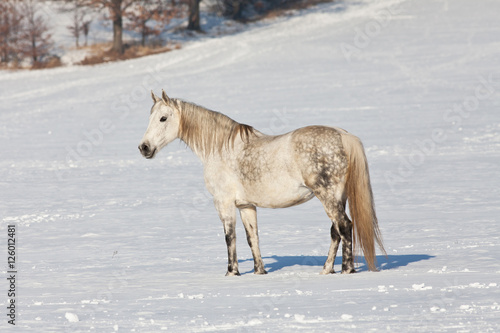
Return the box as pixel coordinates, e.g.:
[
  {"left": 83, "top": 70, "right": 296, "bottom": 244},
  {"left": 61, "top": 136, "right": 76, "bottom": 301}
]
[{"left": 140, "top": 143, "right": 150, "bottom": 153}]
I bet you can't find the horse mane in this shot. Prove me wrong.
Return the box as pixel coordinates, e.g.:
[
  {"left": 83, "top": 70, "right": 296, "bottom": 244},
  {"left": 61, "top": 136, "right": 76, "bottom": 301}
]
[{"left": 175, "top": 99, "right": 256, "bottom": 158}]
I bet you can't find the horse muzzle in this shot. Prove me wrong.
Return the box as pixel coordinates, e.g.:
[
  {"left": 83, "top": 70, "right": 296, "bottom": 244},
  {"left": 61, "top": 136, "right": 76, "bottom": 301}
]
[{"left": 138, "top": 142, "right": 157, "bottom": 159}]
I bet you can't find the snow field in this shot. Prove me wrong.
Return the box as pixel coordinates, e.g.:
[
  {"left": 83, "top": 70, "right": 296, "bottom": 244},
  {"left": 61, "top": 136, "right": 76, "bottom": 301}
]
[{"left": 1, "top": 0, "right": 499, "bottom": 331}]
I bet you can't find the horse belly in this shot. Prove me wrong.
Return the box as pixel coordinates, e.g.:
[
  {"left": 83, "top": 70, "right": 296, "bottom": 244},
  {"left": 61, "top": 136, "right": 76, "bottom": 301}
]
[
  {"left": 239, "top": 178, "right": 315, "bottom": 208},
  {"left": 235, "top": 134, "right": 314, "bottom": 208}
]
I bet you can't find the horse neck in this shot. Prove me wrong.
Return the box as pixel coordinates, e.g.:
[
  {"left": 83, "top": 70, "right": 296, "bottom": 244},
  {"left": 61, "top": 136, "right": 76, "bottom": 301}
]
[{"left": 177, "top": 100, "right": 241, "bottom": 161}]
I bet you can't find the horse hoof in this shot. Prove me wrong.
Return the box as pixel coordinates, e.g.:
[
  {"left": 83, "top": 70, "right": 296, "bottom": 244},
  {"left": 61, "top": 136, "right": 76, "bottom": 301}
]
[
  {"left": 225, "top": 271, "right": 241, "bottom": 276},
  {"left": 341, "top": 268, "right": 356, "bottom": 274},
  {"left": 320, "top": 269, "right": 335, "bottom": 275},
  {"left": 254, "top": 269, "right": 268, "bottom": 275}
]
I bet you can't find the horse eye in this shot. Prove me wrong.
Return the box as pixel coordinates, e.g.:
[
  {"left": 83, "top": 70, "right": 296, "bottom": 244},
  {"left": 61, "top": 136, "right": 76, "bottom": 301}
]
[{"left": 160, "top": 116, "right": 167, "bottom": 122}]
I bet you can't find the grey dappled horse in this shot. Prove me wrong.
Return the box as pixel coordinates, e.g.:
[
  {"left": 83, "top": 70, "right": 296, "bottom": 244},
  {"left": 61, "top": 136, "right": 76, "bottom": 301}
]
[{"left": 139, "top": 91, "right": 385, "bottom": 276}]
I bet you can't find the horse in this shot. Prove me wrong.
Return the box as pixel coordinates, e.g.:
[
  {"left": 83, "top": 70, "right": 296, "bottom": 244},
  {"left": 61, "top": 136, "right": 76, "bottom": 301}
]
[{"left": 139, "top": 90, "right": 386, "bottom": 276}]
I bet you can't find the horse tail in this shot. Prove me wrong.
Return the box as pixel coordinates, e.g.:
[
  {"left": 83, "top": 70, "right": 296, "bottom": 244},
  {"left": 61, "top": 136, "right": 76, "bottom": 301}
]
[{"left": 340, "top": 131, "right": 386, "bottom": 271}]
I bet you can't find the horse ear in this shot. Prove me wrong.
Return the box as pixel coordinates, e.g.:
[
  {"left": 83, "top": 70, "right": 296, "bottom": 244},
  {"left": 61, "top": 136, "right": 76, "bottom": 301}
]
[
  {"left": 151, "top": 90, "right": 159, "bottom": 103},
  {"left": 162, "top": 89, "right": 171, "bottom": 104}
]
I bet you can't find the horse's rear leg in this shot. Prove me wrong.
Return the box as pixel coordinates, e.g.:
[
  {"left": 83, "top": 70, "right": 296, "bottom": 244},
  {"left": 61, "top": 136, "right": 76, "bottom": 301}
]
[
  {"left": 315, "top": 190, "right": 355, "bottom": 274},
  {"left": 337, "top": 209, "right": 355, "bottom": 274},
  {"left": 321, "top": 222, "right": 341, "bottom": 274},
  {"left": 239, "top": 206, "right": 267, "bottom": 274}
]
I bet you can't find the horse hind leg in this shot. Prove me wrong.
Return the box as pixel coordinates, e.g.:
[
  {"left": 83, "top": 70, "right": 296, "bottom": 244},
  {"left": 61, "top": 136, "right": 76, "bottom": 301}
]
[
  {"left": 338, "top": 209, "right": 355, "bottom": 274},
  {"left": 321, "top": 221, "right": 341, "bottom": 274},
  {"left": 315, "top": 189, "right": 355, "bottom": 275}
]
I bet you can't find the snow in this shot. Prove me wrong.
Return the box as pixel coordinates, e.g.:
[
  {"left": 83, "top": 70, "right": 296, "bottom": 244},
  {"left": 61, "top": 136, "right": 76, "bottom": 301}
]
[
  {"left": 65, "top": 312, "right": 80, "bottom": 323},
  {"left": 1, "top": 0, "right": 500, "bottom": 331}
]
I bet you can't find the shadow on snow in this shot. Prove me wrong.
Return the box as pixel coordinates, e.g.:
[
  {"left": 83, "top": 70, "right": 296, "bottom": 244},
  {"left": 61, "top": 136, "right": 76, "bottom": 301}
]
[{"left": 239, "top": 254, "right": 435, "bottom": 274}]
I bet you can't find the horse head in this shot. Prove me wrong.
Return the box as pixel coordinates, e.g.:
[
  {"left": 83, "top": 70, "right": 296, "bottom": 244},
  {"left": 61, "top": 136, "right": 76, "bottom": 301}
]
[{"left": 138, "top": 90, "right": 181, "bottom": 159}]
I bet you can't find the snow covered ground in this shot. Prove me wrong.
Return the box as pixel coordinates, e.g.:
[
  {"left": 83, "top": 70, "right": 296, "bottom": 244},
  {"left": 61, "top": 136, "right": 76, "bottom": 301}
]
[{"left": 1, "top": 0, "right": 499, "bottom": 331}]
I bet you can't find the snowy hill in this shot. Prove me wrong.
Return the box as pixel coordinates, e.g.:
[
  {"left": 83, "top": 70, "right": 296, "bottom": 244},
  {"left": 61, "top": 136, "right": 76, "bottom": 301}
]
[{"left": 1, "top": 0, "right": 499, "bottom": 331}]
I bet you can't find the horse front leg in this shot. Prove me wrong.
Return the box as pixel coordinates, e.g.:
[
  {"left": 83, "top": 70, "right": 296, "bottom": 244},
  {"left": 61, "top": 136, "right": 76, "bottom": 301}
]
[
  {"left": 215, "top": 201, "right": 240, "bottom": 276},
  {"left": 222, "top": 219, "right": 240, "bottom": 276},
  {"left": 239, "top": 206, "right": 267, "bottom": 274}
]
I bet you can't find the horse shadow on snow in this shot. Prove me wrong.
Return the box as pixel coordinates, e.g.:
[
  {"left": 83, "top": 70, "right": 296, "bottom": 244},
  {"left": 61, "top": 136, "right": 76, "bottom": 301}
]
[{"left": 239, "top": 254, "right": 435, "bottom": 274}]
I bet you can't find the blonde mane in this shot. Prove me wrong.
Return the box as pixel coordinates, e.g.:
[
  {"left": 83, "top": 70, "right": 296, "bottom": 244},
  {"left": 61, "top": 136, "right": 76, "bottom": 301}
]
[{"left": 175, "top": 99, "right": 256, "bottom": 158}]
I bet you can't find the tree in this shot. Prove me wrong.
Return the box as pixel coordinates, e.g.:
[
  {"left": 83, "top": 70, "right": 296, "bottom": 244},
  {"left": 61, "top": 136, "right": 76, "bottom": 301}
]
[
  {"left": 19, "top": 0, "right": 54, "bottom": 64},
  {"left": 82, "top": 19, "right": 92, "bottom": 46},
  {"left": 62, "top": 1, "right": 92, "bottom": 48},
  {"left": 67, "top": 4, "right": 82, "bottom": 47},
  {"left": 126, "top": 0, "right": 179, "bottom": 46},
  {"left": 0, "top": 0, "right": 23, "bottom": 64},
  {"left": 69, "top": 0, "right": 191, "bottom": 52},
  {"left": 109, "top": 0, "right": 128, "bottom": 53},
  {"left": 78, "top": 0, "right": 135, "bottom": 54},
  {"left": 187, "top": 0, "right": 200, "bottom": 31},
  {"left": 220, "top": 0, "right": 247, "bottom": 20}
]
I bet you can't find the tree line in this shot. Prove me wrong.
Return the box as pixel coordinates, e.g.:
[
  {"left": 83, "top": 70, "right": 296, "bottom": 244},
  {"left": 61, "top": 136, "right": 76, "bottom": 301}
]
[
  {"left": 62, "top": 0, "right": 196, "bottom": 54},
  {"left": 0, "top": 0, "right": 54, "bottom": 65},
  {"left": 1, "top": 0, "right": 320, "bottom": 67},
  {"left": 0, "top": 0, "right": 202, "bottom": 67}
]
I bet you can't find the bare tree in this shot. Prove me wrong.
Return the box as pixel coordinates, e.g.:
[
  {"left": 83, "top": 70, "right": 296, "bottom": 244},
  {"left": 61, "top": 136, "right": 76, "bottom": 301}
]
[
  {"left": 66, "top": 0, "right": 192, "bottom": 52},
  {"left": 187, "top": 0, "right": 200, "bottom": 31},
  {"left": 220, "top": 0, "right": 247, "bottom": 20},
  {"left": 82, "top": 19, "right": 92, "bottom": 46},
  {"left": 19, "top": 0, "right": 54, "bottom": 64},
  {"left": 0, "top": 0, "right": 24, "bottom": 64},
  {"left": 126, "top": 0, "right": 180, "bottom": 46},
  {"left": 77, "top": 0, "right": 135, "bottom": 54},
  {"left": 67, "top": 5, "right": 82, "bottom": 47},
  {"left": 61, "top": 1, "right": 92, "bottom": 48}
]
